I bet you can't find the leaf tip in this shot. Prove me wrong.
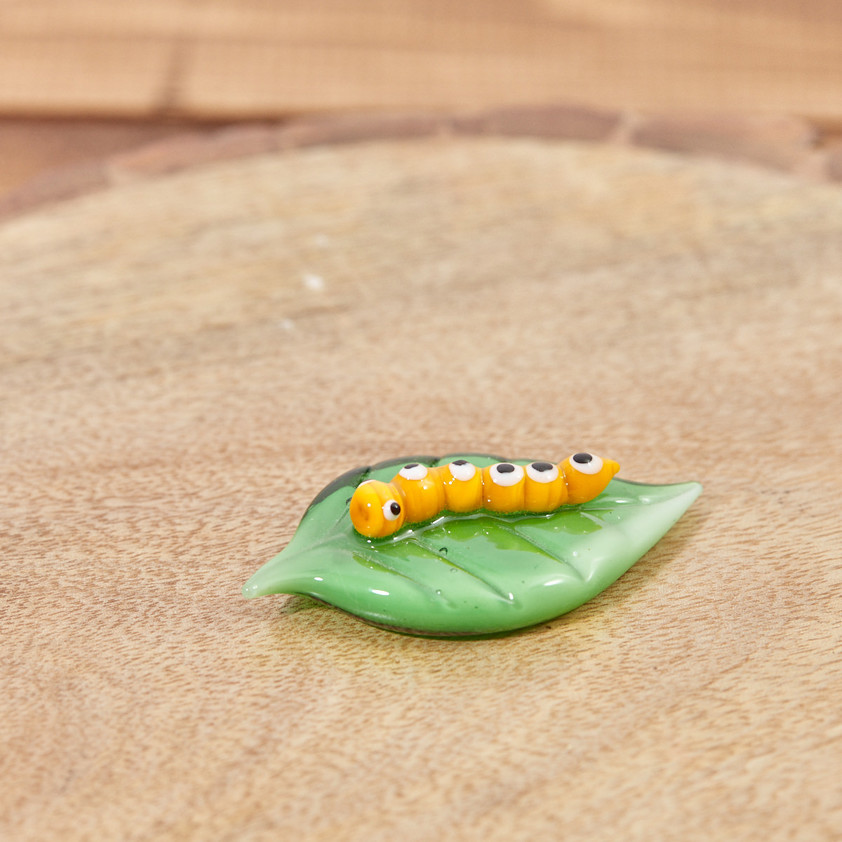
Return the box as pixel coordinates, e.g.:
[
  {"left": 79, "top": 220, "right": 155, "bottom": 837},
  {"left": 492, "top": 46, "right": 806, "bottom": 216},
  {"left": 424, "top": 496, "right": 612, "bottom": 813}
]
[
  {"left": 680, "top": 480, "right": 703, "bottom": 504},
  {"left": 242, "top": 555, "right": 286, "bottom": 599},
  {"left": 241, "top": 578, "right": 260, "bottom": 599}
]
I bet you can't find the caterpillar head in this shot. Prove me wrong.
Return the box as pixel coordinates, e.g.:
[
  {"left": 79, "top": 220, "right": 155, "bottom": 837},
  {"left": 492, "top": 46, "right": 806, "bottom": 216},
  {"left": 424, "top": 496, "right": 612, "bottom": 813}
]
[
  {"left": 350, "top": 480, "right": 406, "bottom": 538},
  {"left": 561, "top": 452, "right": 620, "bottom": 505}
]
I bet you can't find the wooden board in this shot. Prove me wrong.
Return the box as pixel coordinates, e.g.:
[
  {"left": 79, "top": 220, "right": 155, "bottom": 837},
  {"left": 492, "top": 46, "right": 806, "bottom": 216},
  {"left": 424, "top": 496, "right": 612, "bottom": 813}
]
[
  {"left": 2, "top": 133, "right": 842, "bottom": 840},
  {"left": 2, "top": 0, "right": 842, "bottom": 121},
  {"left": 4, "top": 107, "right": 841, "bottom": 222},
  {"left": 0, "top": 117, "right": 215, "bottom": 197}
]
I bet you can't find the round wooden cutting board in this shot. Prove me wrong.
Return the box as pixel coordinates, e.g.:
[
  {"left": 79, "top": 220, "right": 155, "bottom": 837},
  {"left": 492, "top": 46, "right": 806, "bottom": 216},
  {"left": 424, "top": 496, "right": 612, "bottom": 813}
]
[{"left": 3, "top": 123, "right": 842, "bottom": 840}]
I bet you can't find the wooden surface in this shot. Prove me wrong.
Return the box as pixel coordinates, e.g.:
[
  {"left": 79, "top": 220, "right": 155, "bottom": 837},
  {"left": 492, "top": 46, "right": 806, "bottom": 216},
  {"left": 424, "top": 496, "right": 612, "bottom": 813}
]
[
  {"left": 4, "top": 106, "right": 842, "bottom": 222},
  {"left": 2, "top": 132, "right": 842, "bottom": 840},
  {"left": 0, "top": 117, "right": 218, "bottom": 197},
  {"left": 2, "top": 0, "right": 842, "bottom": 121},
  {"left": 4, "top": 0, "right": 842, "bottom": 214}
]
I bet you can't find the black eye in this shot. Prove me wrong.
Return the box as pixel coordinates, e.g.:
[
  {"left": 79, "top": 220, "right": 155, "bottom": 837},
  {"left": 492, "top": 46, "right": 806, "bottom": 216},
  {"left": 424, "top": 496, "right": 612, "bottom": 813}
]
[
  {"left": 382, "top": 500, "right": 402, "bottom": 521},
  {"left": 526, "top": 461, "right": 559, "bottom": 483},
  {"left": 489, "top": 462, "right": 525, "bottom": 487},
  {"left": 448, "top": 460, "right": 477, "bottom": 481},
  {"left": 398, "top": 463, "right": 428, "bottom": 481},
  {"left": 568, "top": 452, "right": 603, "bottom": 475}
]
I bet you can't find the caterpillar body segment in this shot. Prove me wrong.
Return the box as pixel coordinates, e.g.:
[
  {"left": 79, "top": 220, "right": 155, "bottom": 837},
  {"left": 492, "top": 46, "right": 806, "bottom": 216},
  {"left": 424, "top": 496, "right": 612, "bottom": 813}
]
[
  {"left": 349, "top": 453, "right": 620, "bottom": 539},
  {"left": 391, "top": 463, "right": 446, "bottom": 523},
  {"left": 523, "top": 461, "right": 567, "bottom": 511},
  {"left": 481, "top": 462, "right": 526, "bottom": 512},
  {"left": 439, "top": 459, "right": 483, "bottom": 512}
]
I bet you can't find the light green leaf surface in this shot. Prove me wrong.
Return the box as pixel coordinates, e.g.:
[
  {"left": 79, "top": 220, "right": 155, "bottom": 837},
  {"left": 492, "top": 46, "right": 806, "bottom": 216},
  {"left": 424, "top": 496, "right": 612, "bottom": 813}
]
[{"left": 243, "top": 454, "right": 702, "bottom": 636}]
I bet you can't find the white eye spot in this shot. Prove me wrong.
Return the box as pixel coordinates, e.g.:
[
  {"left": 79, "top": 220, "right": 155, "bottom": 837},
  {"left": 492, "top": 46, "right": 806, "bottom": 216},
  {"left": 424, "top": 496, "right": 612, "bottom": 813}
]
[
  {"left": 399, "top": 463, "right": 428, "bottom": 481},
  {"left": 382, "top": 500, "right": 402, "bottom": 521},
  {"left": 448, "top": 460, "right": 476, "bottom": 482},
  {"left": 568, "top": 452, "right": 603, "bottom": 475},
  {"left": 526, "top": 461, "right": 559, "bottom": 483},
  {"left": 489, "top": 462, "right": 525, "bottom": 487}
]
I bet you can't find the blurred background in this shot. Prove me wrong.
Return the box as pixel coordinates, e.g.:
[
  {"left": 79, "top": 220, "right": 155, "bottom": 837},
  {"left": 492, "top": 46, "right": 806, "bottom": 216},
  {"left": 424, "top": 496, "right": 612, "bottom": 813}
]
[{"left": 2, "top": 0, "right": 842, "bottom": 200}]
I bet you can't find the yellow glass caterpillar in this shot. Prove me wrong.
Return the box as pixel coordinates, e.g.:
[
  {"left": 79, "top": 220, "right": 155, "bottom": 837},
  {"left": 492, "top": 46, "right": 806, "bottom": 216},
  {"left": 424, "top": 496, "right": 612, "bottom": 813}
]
[{"left": 350, "top": 452, "right": 620, "bottom": 539}]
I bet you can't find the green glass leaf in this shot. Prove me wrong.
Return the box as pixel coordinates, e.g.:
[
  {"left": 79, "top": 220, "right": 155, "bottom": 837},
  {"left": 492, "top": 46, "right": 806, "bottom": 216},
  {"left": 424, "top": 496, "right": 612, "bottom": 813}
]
[{"left": 243, "top": 454, "right": 702, "bottom": 636}]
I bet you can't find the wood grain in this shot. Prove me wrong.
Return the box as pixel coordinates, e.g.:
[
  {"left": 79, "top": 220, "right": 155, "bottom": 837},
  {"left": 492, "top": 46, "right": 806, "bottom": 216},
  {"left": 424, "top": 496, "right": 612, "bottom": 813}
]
[
  {"left": 2, "top": 135, "right": 842, "bottom": 840},
  {"left": 1, "top": 0, "right": 842, "bottom": 120}
]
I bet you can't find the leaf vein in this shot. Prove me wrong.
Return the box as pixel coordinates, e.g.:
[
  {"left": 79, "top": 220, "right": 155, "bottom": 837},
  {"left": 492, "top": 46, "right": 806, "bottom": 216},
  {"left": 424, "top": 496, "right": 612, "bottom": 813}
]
[
  {"left": 491, "top": 523, "right": 586, "bottom": 582},
  {"left": 408, "top": 535, "right": 516, "bottom": 602}
]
